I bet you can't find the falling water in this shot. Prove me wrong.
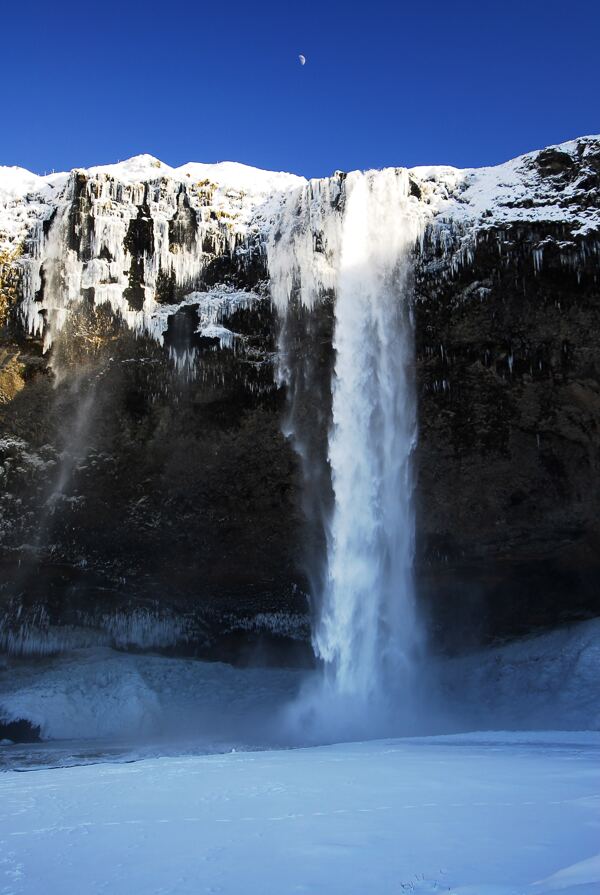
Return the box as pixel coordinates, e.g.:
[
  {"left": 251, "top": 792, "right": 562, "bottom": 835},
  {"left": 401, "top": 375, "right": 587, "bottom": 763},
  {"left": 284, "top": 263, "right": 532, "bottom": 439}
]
[
  {"left": 319, "top": 169, "right": 422, "bottom": 698},
  {"left": 269, "top": 168, "right": 429, "bottom": 732}
]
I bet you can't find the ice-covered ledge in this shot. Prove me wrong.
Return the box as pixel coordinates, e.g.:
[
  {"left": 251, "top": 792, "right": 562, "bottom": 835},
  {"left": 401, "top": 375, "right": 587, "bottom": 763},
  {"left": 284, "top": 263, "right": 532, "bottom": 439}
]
[{"left": 1, "top": 136, "right": 599, "bottom": 355}]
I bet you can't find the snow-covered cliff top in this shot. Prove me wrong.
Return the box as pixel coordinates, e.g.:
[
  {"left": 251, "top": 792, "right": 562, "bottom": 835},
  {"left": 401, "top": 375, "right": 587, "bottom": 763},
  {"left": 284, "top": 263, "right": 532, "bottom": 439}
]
[
  {"left": 1, "top": 136, "right": 598, "bottom": 357},
  {"left": 0, "top": 154, "right": 303, "bottom": 201},
  {"left": 88, "top": 155, "right": 304, "bottom": 193},
  {"left": 1, "top": 136, "right": 599, "bottom": 255},
  {"left": 414, "top": 134, "right": 600, "bottom": 236},
  {"left": 0, "top": 154, "right": 305, "bottom": 253}
]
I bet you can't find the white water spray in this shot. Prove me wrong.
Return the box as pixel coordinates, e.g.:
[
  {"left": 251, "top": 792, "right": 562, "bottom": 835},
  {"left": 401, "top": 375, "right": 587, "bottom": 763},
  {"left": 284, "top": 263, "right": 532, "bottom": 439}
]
[
  {"left": 319, "top": 169, "right": 422, "bottom": 699},
  {"left": 269, "top": 168, "right": 429, "bottom": 731}
]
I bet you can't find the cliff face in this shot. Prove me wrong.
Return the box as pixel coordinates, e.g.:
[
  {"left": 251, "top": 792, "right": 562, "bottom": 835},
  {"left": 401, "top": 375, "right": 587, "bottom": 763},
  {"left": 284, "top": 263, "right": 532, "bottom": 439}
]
[
  {"left": 0, "top": 139, "right": 599, "bottom": 658},
  {"left": 0, "top": 159, "right": 309, "bottom": 658},
  {"left": 414, "top": 140, "right": 600, "bottom": 646}
]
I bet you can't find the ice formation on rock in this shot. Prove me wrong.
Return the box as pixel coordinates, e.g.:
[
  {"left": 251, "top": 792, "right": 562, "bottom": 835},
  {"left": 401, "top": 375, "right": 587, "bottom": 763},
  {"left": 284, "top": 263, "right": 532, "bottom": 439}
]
[
  {"left": 1, "top": 137, "right": 599, "bottom": 366},
  {"left": 1, "top": 157, "right": 303, "bottom": 365}
]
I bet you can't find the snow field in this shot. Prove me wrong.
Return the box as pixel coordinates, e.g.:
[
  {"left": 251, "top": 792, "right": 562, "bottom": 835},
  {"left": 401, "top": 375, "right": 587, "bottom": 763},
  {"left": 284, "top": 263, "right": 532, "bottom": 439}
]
[{"left": 1, "top": 733, "right": 599, "bottom": 895}]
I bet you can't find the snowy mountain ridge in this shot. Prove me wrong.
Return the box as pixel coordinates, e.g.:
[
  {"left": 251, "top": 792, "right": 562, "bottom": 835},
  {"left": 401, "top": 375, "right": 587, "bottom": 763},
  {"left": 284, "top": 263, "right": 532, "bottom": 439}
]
[
  {"left": 0, "top": 155, "right": 304, "bottom": 253},
  {"left": 2, "top": 134, "right": 599, "bottom": 251},
  {"left": 0, "top": 134, "right": 598, "bottom": 360}
]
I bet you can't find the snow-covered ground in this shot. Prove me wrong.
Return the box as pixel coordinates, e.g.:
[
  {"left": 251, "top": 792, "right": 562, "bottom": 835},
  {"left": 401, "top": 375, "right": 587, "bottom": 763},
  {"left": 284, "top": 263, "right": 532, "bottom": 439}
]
[
  {"left": 1, "top": 620, "right": 599, "bottom": 893},
  {"left": 1, "top": 732, "right": 599, "bottom": 895}
]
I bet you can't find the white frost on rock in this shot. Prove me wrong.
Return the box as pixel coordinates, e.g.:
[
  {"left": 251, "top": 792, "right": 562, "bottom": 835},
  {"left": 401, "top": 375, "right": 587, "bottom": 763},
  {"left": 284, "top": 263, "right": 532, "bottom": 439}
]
[
  {"left": 410, "top": 135, "right": 600, "bottom": 274},
  {"left": 409, "top": 135, "right": 600, "bottom": 232},
  {"left": 0, "top": 155, "right": 302, "bottom": 357},
  {"left": 0, "top": 647, "right": 301, "bottom": 741},
  {"left": 0, "top": 136, "right": 598, "bottom": 357},
  {"left": 0, "top": 606, "right": 194, "bottom": 657},
  {"left": 225, "top": 611, "right": 311, "bottom": 641}
]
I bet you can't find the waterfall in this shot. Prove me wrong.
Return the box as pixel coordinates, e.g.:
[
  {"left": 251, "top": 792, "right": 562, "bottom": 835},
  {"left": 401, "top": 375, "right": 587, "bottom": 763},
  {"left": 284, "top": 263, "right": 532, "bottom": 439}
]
[{"left": 269, "top": 168, "right": 429, "bottom": 732}]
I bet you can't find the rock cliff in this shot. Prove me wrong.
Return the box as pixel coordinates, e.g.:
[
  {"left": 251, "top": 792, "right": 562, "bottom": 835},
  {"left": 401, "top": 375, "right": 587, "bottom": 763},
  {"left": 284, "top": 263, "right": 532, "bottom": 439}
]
[{"left": 0, "top": 138, "right": 598, "bottom": 659}]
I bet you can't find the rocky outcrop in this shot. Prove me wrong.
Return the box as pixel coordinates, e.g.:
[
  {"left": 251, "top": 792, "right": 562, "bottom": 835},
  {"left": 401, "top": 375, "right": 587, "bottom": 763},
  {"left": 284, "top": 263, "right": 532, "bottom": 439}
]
[
  {"left": 415, "top": 138, "right": 600, "bottom": 648},
  {"left": 0, "top": 139, "right": 598, "bottom": 659}
]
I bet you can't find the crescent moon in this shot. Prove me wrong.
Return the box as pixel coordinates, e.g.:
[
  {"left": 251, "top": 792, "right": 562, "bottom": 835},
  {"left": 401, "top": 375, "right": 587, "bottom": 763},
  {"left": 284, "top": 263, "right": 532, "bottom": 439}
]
[{"left": 299, "top": 54, "right": 306, "bottom": 66}]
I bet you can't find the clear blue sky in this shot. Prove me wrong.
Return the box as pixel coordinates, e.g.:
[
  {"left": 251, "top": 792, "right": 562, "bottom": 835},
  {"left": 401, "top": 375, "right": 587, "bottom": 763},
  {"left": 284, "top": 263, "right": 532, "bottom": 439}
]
[{"left": 3, "top": 0, "right": 599, "bottom": 178}]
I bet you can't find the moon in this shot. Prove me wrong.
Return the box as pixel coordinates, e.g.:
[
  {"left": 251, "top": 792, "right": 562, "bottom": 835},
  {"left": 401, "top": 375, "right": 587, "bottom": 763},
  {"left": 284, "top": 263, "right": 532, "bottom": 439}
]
[{"left": 298, "top": 54, "right": 306, "bottom": 66}]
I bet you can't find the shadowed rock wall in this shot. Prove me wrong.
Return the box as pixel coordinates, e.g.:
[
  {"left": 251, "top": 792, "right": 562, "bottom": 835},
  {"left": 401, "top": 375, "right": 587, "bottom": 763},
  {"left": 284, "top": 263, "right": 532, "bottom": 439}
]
[{"left": 1, "top": 144, "right": 599, "bottom": 660}]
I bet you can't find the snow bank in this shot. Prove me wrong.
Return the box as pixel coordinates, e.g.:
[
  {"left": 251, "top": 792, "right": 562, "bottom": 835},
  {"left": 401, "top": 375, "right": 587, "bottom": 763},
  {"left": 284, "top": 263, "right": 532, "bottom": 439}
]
[
  {"left": 0, "top": 618, "right": 597, "bottom": 746},
  {"left": 0, "top": 648, "right": 301, "bottom": 742},
  {"left": 438, "top": 617, "right": 600, "bottom": 732}
]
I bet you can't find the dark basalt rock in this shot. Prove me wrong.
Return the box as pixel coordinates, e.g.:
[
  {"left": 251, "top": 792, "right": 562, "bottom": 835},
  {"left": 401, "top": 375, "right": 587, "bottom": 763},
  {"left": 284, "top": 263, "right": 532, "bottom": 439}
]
[
  {"left": 414, "top": 220, "right": 600, "bottom": 649},
  {"left": 409, "top": 176, "right": 422, "bottom": 199},
  {"left": 123, "top": 195, "right": 155, "bottom": 312},
  {"left": 169, "top": 188, "right": 198, "bottom": 253},
  {"left": 536, "top": 147, "right": 576, "bottom": 176},
  {"left": 0, "top": 295, "right": 308, "bottom": 660},
  {"left": 67, "top": 171, "right": 95, "bottom": 260},
  {"left": 0, "top": 718, "right": 41, "bottom": 743}
]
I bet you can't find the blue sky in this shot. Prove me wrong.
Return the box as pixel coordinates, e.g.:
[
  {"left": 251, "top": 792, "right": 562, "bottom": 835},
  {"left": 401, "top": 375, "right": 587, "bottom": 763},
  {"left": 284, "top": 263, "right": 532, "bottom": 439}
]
[{"left": 3, "top": 0, "right": 599, "bottom": 177}]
